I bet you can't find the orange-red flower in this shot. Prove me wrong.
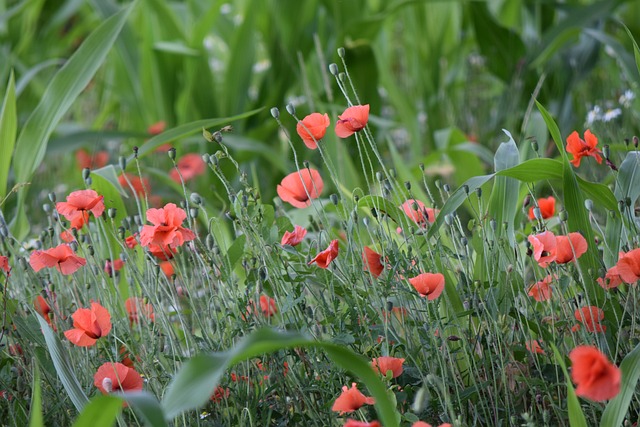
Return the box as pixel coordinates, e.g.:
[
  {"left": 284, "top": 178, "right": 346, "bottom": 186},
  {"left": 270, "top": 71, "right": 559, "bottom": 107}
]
[
  {"left": 308, "top": 240, "right": 339, "bottom": 268},
  {"left": 363, "top": 246, "right": 384, "bottom": 277},
  {"left": 527, "top": 275, "right": 554, "bottom": 302},
  {"left": 147, "top": 121, "right": 166, "bottom": 135},
  {"left": 408, "top": 273, "right": 445, "bottom": 300},
  {"left": 160, "top": 261, "right": 174, "bottom": 277},
  {"left": 29, "top": 244, "right": 87, "bottom": 275},
  {"left": 555, "top": 232, "right": 588, "bottom": 264},
  {"left": 525, "top": 340, "right": 545, "bottom": 355},
  {"left": 412, "top": 423, "right": 452, "bottom": 427},
  {"left": 616, "top": 248, "right": 640, "bottom": 284},
  {"left": 0, "top": 256, "right": 9, "bottom": 275},
  {"left": 569, "top": 346, "right": 620, "bottom": 401},
  {"left": 75, "top": 149, "right": 109, "bottom": 170},
  {"left": 335, "top": 105, "right": 370, "bottom": 138},
  {"left": 104, "top": 259, "right": 125, "bottom": 277},
  {"left": 119, "top": 173, "right": 149, "bottom": 196},
  {"left": 148, "top": 243, "right": 178, "bottom": 261},
  {"left": 139, "top": 203, "right": 195, "bottom": 249},
  {"left": 64, "top": 302, "right": 111, "bottom": 347},
  {"left": 277, "top": 169, "right": 324, "bottom": 208},
  {"left": 210, "top": 386, "right": 230, "bottom": 403},
  {"left": 169, "top": 153, "right": 206, "bottom": 183},
  {"left": 528, "top": 231, "right": 557, "bottom": 268},
  {"left": 528, "top": 196, "right": 556, "bottom": 220},
  {"left": 281, "top": 225, "right": 307, "bottom": 246},
  {"left": 125, "top": 297, "right": 154, "bottom": 325},
  {"left": 574, "top": 306, "right": 606, "bottom": 333},
  {"left": 371, "top": 356, "right": 405, "bottom": 378},
  {"left": 331, "top": 383, "right": 375, "bottom": 413},
  {"left": 34, "top": 295, "right": 54, "bottom": 329},
  {"left": 597, "top": 265, "right": 624, "bottom": 290},
  {"left": 94, "top": 362, "right": 143, "bottom": 395},
  {"left": 297, "top": 113, "right": 330, "bottom": 149},
  {"left": 56, "top": 189, "right": 105, "bottom": 229},
  {"left": 566, "top": 130, "right": 603, "bottom": 167},
  {"left": 400, "top": 199, "right": 437, "bottom": 226},
  {"left": 125, "top": 234, "right": 138, "bottom": 249},
  {"left": 259, "top": 295, "right": 278, "bottom": 317},
  {"left": 343, "top": 421, "right": 381, "bottom": 427}
]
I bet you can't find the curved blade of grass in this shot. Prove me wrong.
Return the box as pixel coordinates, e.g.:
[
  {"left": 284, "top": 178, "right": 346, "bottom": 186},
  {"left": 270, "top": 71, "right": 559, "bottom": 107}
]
[
  {"left": 36, "top": 314, "right": 89, "bottom": 411},
  {"left": 0, "top": 71, "right": 16, "bottom": 200},
  {"left": 550, "top": 344, "right": 587, "bottom": 427},
  {"left": 72, "top": 395, "right": 123, "bottom": 427},
  {"left": 600, "top": 342, "right": 640, "bottom": 427},
  {"left": 162, "top": 328, "right": 399, "bottom": 427},
  {"left": 11, "top": 4, "right": 132, "bottom": 239},
  {"left": 621, "top": 23, "right": 640, "bottom": 82},
  {"left": 119, "top": 392, "right": 169, "bottom": 427},
  {"left": 487, "top": 129, "right": 520, "bottom": 247},
  {"left": 29, "top": 364, "right": 43, "bottom": 427},
  {"left": 604, "top": 152, "right": 640, "bottom": 266}
]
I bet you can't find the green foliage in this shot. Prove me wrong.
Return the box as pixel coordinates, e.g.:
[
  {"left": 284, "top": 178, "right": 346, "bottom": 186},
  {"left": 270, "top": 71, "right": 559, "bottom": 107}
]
[{"left": 601, "top": 342, "right": 640, "bottom": 427}]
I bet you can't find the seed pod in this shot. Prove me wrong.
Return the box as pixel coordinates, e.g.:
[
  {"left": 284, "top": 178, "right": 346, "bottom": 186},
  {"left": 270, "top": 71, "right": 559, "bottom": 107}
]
[
  {"left": 285, "top": 103, "right": 295, "bottom": 116},
  {"left": 270, "top": 107, "right": 279, "bottom": 119},
  {"left": 328, "top": 63, "right": 339, "bottom": 76},
  {"left": 337, "top": 47, "right": 345, "bottom": 58},
  {"left": 190, "top": 193, "right": 203, "bottom": 205}
]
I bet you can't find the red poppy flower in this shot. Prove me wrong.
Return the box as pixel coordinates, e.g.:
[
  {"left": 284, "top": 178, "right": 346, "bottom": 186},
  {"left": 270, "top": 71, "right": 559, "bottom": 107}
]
[
  {"left": 597, "top": 265, "right": 624, "bottom": 290},
  {"left": 169, "top": 153, "right": 206, "bottom": 183},
  {"left": 528, "top": 231, "right": 557, "bottom": 268},
  {"left": 569, "top": 346, "right": 621, "bottom": 401},
  {"left": 277, "top": 169, "right": 324, "bottom": 208},
  {"left": 408, "top": 273, "right": 445, "bottom": 300},
  {"left": 525, "top": 340, "right": 545, "bottom": 355},
  {"left": 147, "top": 121, "right": 166, "bottom": 135},
  {"left": 125, "top": 297, "right": 154, "bottom": 325},
  {"left": 139, "top": 203, "right": 195, "bottom": 249},
  {"left": 335, "top": 105, "right": 370, "bottom": 138},
  {"left": 566, "top": 130, "right": 603, "bottom": 167},
  {"left": 125, "top": 234, "right": 139, "bottom": 249},
  {"left": 0, "top": 256, "right": 9, "bottom": 275},
  {"left": 281, "top": 225, "right": 307, "bottom": 246},
  {"left": 60, "top": 230, "right": 76, "bottom": 243},
  {"left": 56, "top": 190, "right": 105, "bottom": 229},
  {"left": 34, "top": 295, "right": 54, "bottom": 329},
  {"left": 29, "top": 244, "right": 87, "bottom": 275},
  {"left": 64, "top": 302, "right": 111, "bottom": 347},
  {"left": 363, "top": 246, "right": 384, "bottom": 277},
  {"left": 371, "top": 356, "right": 405, "bottom": 378},
  {"left": 574, "top": 306, "right": 606, "bottom": 333},
  {"left": 400, "top": 199, "right": 437, "bottom": 226},
  {"left": 160, "top": 261, "right": 174, "bottom": 277},
  {"left": 297, "top": 113, "right": 330, "bottom": 149},
  {"left": 210, "top": 386, "right": 230, "bottom": 403},
  {"left": 528, "top": 196, "right": 556, "bottom": 220},
  {"left": 104, "top": 259, "right": 125, "bottom": 277},
  {"left": 75, "top": 149, "right": 109, "bottom": 170},
  {"left": 527, "top": 275, "right": 554, "bottom": 302},
  {"left": 308, "top": 240, "right": 339, "bottom": 268},
  {"left": 331, "top": 383, "right": 375, "bottom": 414},
  {"left": 94, "top": 362, "right": 143, "bottom": 395},
  {"left": 616, "top": 248, "right": 640, "bottom": 284},
  {"left": 149, "top": 243, "right": 178, "bottom": 261},
  {"left": 412, "top": 423, "right": 452, "bottom": 427},
  {"left": 343, "top": 420, "right": 381, "bottom": 427},
  {"left": 118, "top": 173, "right": 150, "bottom": 196},
  {"left": 259, "top": 295, "right": 277, "bottom": 317},
  {"left": 555, "top": 232, "right": 588, "bottom": 264},
  {"left": 119, "top": 346, "right": 137, "bottom": 368}
]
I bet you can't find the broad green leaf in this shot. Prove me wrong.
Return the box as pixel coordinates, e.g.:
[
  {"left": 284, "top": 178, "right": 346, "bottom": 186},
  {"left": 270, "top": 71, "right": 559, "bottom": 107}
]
[
  {"left": 162, "top": 328, "right": 399, "bottom": 427},
  {"left": 601, "top": 342, "right": 640, "bottom": 427},
  {"left": 357, "top": 195, "right": 406, "bottom": 226},
  {"left": 622, "top": 23, "right": 640, "bottom": 82},
  {"left": 0, "top": 71, "right": 16, "bottom": 200},
  {"left": 36, "top": 314, "right": 89, "bottom": 411},
  {"left": 487, "top": 129, "right": 519, "bottom": 247},
  {"left": 550, "top": 344, "right": 587, "bottom": 427},
  {"left": 29, "top": 364, "right": 43, "bottom": 427},
  {"left": 11, "top": 4, "right": 132, "bottom": 238},
  {"left": 153, "top": 41, "right": 199, "bottom": 56},
  {"left": 72, "top": 395, "right": 123, "bottom": 427},
  {"left": 119, "top": 392, "right": 169, "bottom": 427}
]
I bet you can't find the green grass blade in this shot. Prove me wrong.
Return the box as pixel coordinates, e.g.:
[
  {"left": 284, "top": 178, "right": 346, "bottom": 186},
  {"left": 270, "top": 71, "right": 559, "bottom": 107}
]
[
  {"left": 162, "top": 328, "right": 399, "bottom": 427},
  {"left": 10, "top": 3, "right": 132, "bottom": 239},
  {"left": 622, "top": 22, "right": 640, "bottom": 81},
  {"left": 119, "top": 392, "right": 169, "bottom": 427},
  {"left": 0, "top": 71, "right": 16, "bottom": 201},
  {"left": 550, "top": 344, "right": 587, "bottom": 427},
  {"left": 600, "top": 342, "right": 640, "bottom": 427},
  {"left": 72, "top": 395, "right": 123, "bottom": 427},
  {"left": 29, "top": 364, "right": 43, "bottom": 427},
  {"left": 36, "top": 314, "right": 89, "bottom": 411}
]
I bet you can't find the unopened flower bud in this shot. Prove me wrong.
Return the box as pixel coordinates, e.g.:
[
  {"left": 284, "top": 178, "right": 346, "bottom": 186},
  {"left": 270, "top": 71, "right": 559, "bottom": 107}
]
[
  {"left": 462, "top": 184, "right": 469, "bottom": 196},
  {"left": 119, "top": 156, "right": 127, "bottom": 170},
  {"left": 531, "top": 140, "right": 539, "bottom": 152},
  {"left": 133, "top": 146, "right": 139, "bottom": 158},
  {"left": 443, "top": 184, "right": 450, "bottom": 193},
  {"left": 48, "top": 192, "right": 56, "bottom": 203},
  {"left": 168, "top": 148, "right": 176, "bottom": 160},
  {"left": 603, "top": 145, "right": 610, "bottom": 160},
  {"left": 634, "top": 136, "right": 639, "bottom": 148},
  {"left": 108, "top": 208, "right": 117, "bottom": 219},
  {"left": 84, "top": 177, "right": 92, "bottom": 186},
  {"left": 419, "top": 163, "right": 425, "bottom": 171},
  {"left": 189, "top": 207, "right": 199, "bottom": 218},
  {"left": 259, "top": 267, "right": 268, "bottom": 281},
  {"left": 286, "top": 103, "right": 295, "bottom": 116},
  {"left": 475, "top": 187, "right": 482, "bottom": 197},
  {"left": 70, "top": 241, "right": 78, "bottom": 252},
  {"left": 533, "top": 207, "right": 542, "bottom": 220},
  {"left": 338, "top": 72, "right": 346, "bottom": 82},
  {"left": 330, "top": 194, "right": 339, "bottom": 205},
  {"left": 270, "top": 107, "right": 280, "bottom": 119},
  {"left": 584, "top": 199, "right": 594, "bottom": 212},
  {"left": 337, "top": 47, "right": 345, "bottom": 58},
  {"left": 82, "top": 168, "right": 91, "bottom": 180},
  {"left": 559, "top": 210, "right": 568, "bottom": 222},
  {"left": 523, "top": 195, "right": 531, "bottom": 210},
  {"left": 404, "top": 181, "right": 411, "bottom": 190},
  {"left": 190, "top": 193, "right": 203, "bottom": 205},
  {"left": 201, "top": 153, "right": 210, "bottom": 165},
  {"left": 329, "top": 63, "right": 339, "bottom": 75},
  {"left": 388, "top": 168, "right": 396, "bottom": 178},
  {"left": 42, "top": 204, "right": 51, "bottom": 214}
]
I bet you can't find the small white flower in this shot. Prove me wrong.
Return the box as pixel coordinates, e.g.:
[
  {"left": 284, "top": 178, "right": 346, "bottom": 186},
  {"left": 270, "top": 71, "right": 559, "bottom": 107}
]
[
  {"left": 602, "top": 108, "right": 622, "bottom": 122},
  {"left": 586, "top": 105, "right": 602, "bottom": 126},
  {"left": 619, "top": 89, "right": 635, "bottom": 107}
]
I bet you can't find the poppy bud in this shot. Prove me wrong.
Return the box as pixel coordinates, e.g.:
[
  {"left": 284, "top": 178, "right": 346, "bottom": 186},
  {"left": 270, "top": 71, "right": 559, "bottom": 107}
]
[
  {"left": 626, "top": 197, "right": 632, "bottom": 207},
  {"left": 42, "top": 203, "right": 51, "bottom": 213},
  {"left": 190, "top": 193, "right": 203, "bottom": 205},
  {"left": 462, "top": 184, "right": 469, "bottom": 196},
  {"left": 412, "top": 387, "right": 427, "bottom": 413},
  {"left": 189, "top": 207, "right": 199, "bottom": 218},
  {"left": 303, "top": 161, "right": 310, "bottom": 169},
  {"left": 352, "top": 211, "right": 358, "bottom": 222},
  {"left": 531, "top": 140, "right": 539, "bottom": 152},
  {"left": 202, "top": 153, "right": 210, "bottom": 165},
  {"left": 603, "top": 144, "right": 610, "bottom": 160},
  {"left": 168, "top": 148, "right": 177, "bottom": 161},
  {"left": 211, "top": 154, "right": 219, "bottom": 167},
  {"left": 634, "top": 136, "right": 639, "bottom": 148},
  {"left": 523, "top": 195, "right": 531, "bottom": 210},
  {"left": 330, "top": 194, "right": 339, "bottom": 206},
  {"left": 435, "top": 179, "right": 442, "bottom": 189},
  {"left": 389, "top": 168, "right": 396, "bottom": 178},
  {"left": 559, "top": 209, "right": 568, "bottom": 222},
  {"left": 119, "top": 156, "right": 127, "bottom": 171},
  {"left": 118, "top": 226, "right": 125, "bottom": 240},
  {"left": 444, "top": 214, "right": 454, "bottom": 226},
  {"left": 70, "top": 241, "right": 78, "bottom": 252},
  {"left": 338, "top": 72, "right": 346, "bottom": 82},
  {"left": 108, "top": 208, "right": 117, "bottom": 219},
  {"left": 88, "top": 245, "right": 94, "bottom": 256},
  {"left": 624, "top": 138, "right": 630, "bottom": 147},
  {"left": 533, "top": 207, "right": 541, "bottom": 220},
  {"left": 461, "top": 237, "right": 468, "bottom": 246},
  {"left": 584, "top": 199, "right": 593, "bottom": 212},
  {"left": 386, "top": 300, "right": 394, "bottom": 311},
  {"left": 132, "top": 146, "right": 139, "bottom": 158},
  {"left": 82, "top": 168, "right": 91, "bottom": 180},
  {"left": 133, "top": 215, "right": 142, "bottom": 226},
  {"left": 363, "top": 217, "right": 370, "bottom": 227},
  {"left": 404, "top": 181, "right": 411, "bottom": 190},
  {"left": 490, "top": 218, "right": 497, "bottom": 232},
  {"left": 286, "top": 103, "right": 295, "bottom": 116},
  {"left": 213, "top": 131, "right": 223, "bottom": 143},
  {"left": 48, "top": 192, "right": 56, "bottom": 203},
  {"left": 443, "top": 184, "right": 450, "bottom": 193},
  {"left": 270, "top": 107, "right": 280, "bottom": 119},
  {"left": 609, "top": 209, "right": 616, "bottom": 218},
  {"left": 376, "top": 171, "right": 383, "bottom": 182},
  {"left": 329, "top": 63, "right": 339, "bottom": 75},
  {"left": 259, "top": 266, "right": 268, "bottom": 281},
  {"left": 241, "top": 194, "right": 248, "bottom": 208},
  {"left": 353, "top": 195, "right": 359, "bottom": 203},
  {"left": 337, "top": 47, "right": 345, "bottom": 58}
]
